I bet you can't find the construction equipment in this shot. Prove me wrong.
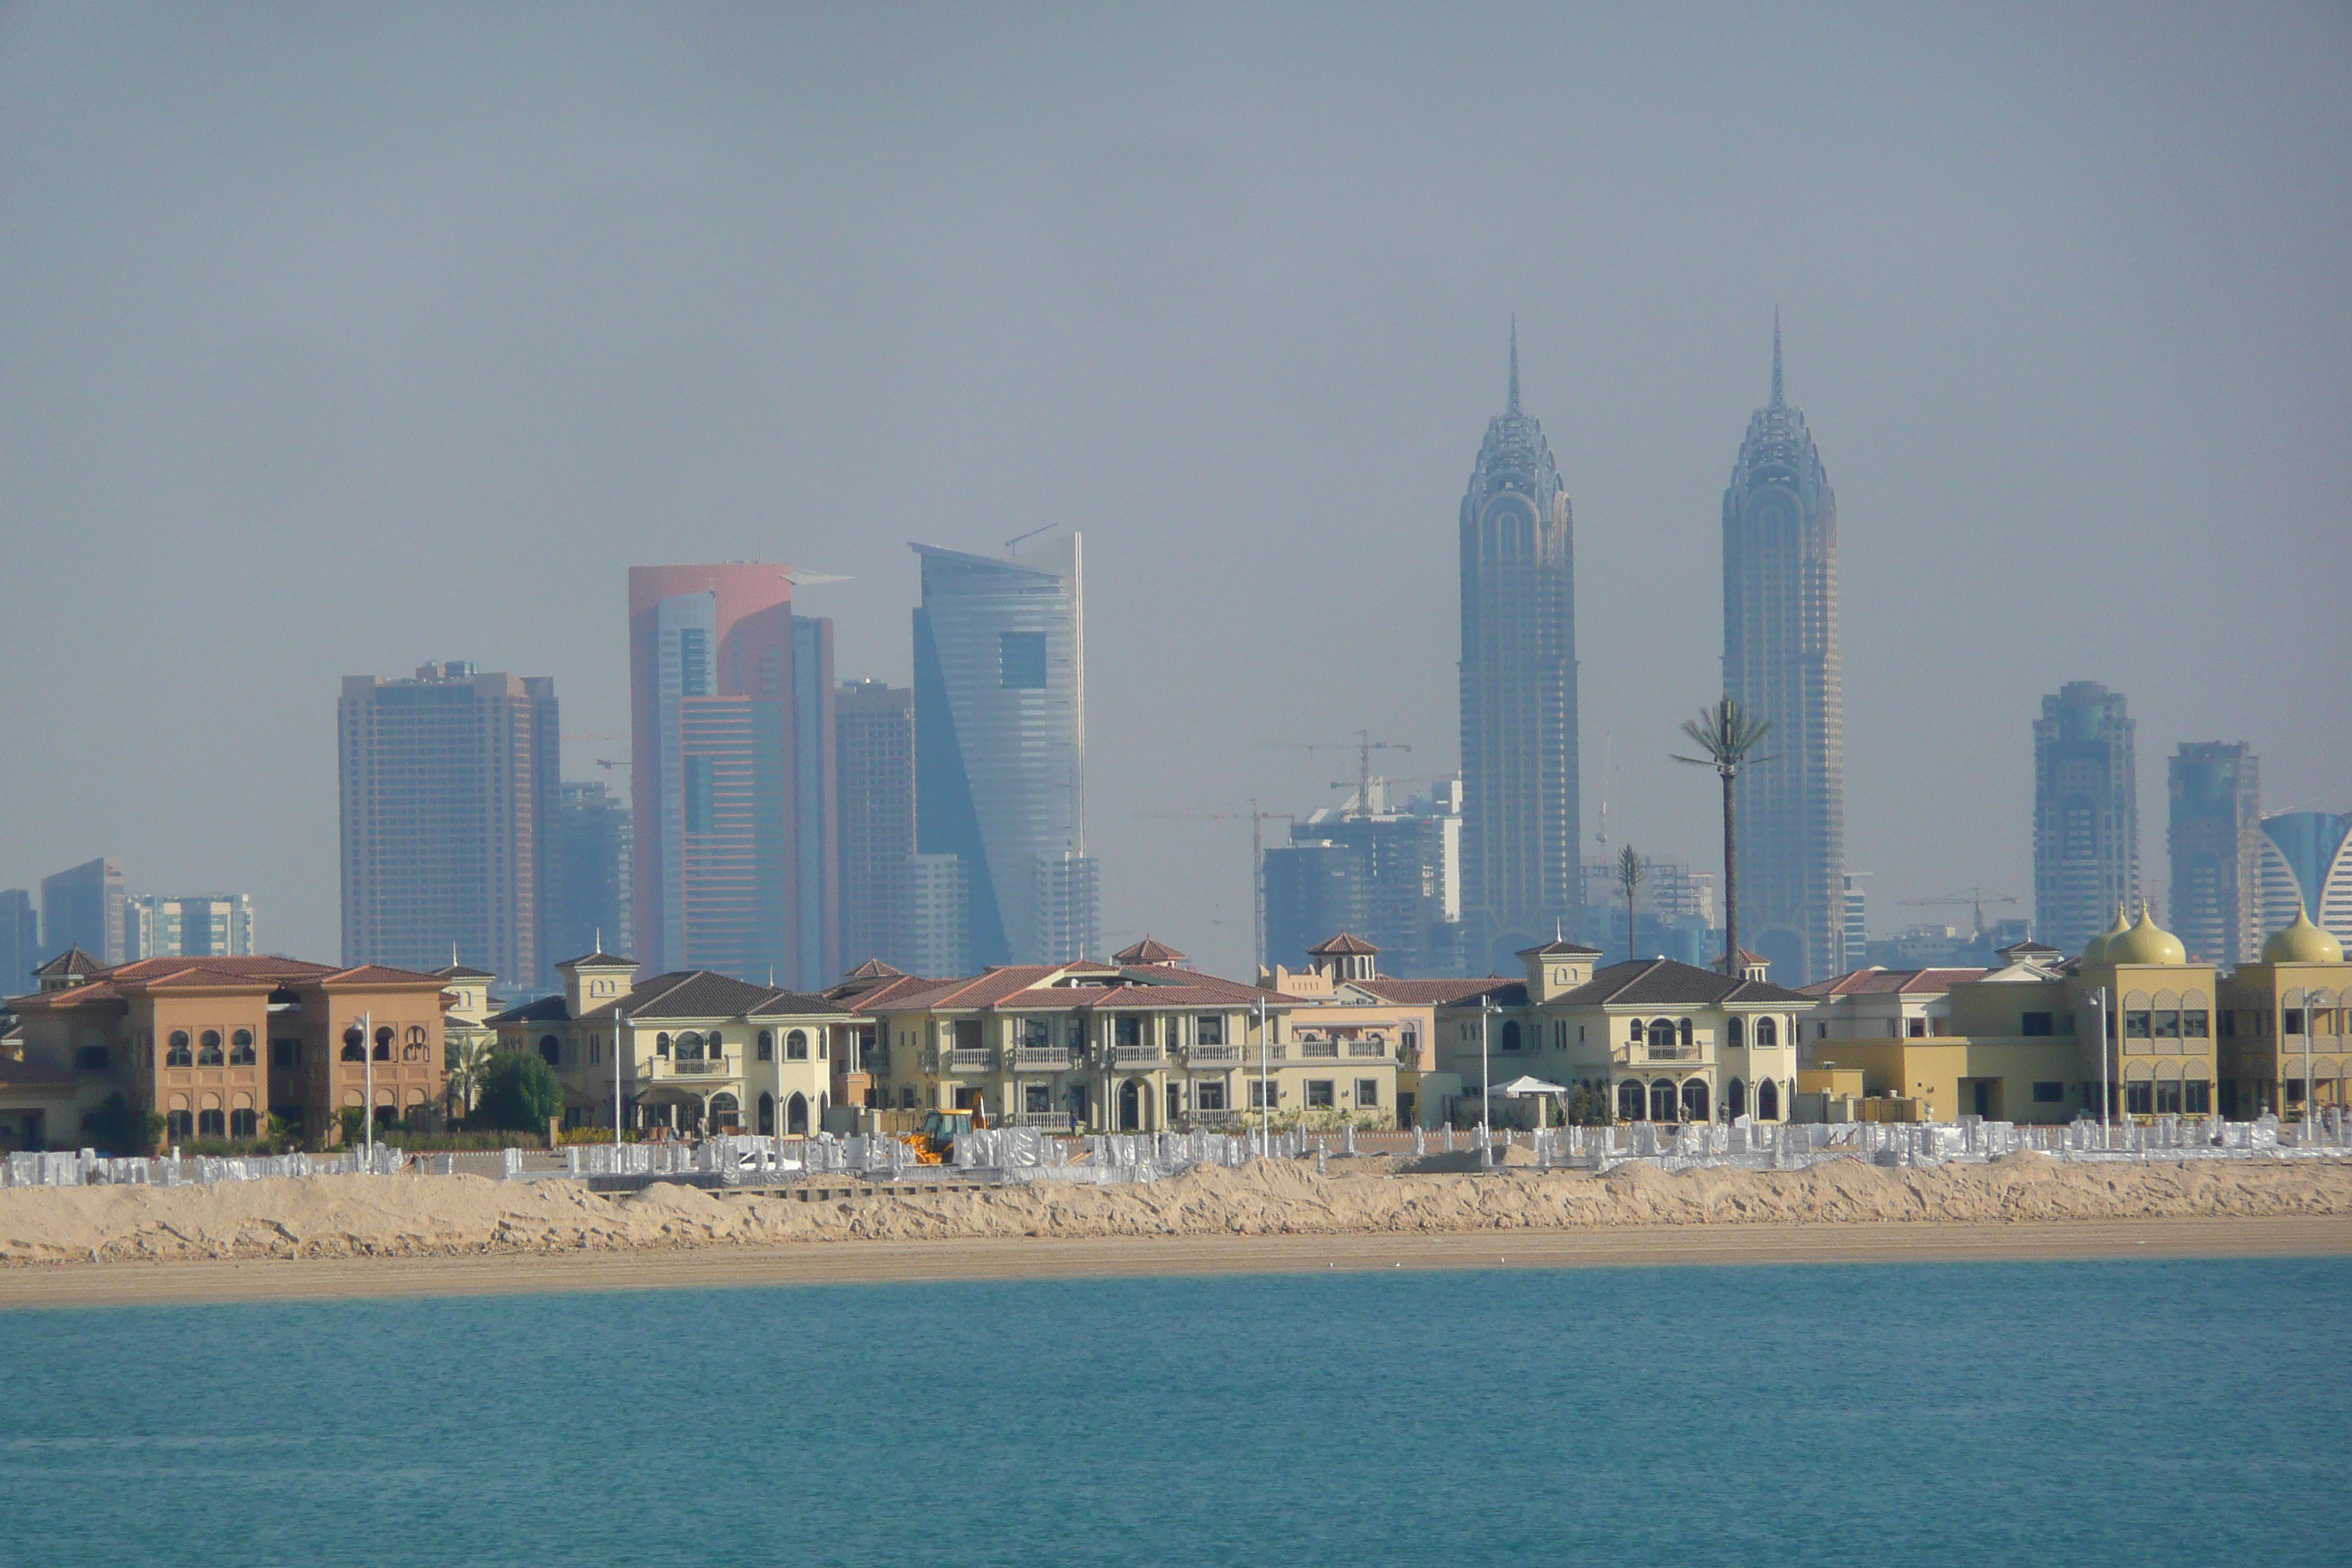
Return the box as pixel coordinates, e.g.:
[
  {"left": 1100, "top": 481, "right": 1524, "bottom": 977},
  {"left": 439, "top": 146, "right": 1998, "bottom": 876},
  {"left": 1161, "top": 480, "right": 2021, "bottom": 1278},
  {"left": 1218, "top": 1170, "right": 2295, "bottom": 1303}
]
[
  {"left": 902, "top": 1098, "right": 987, "bottom": 1164},
  {"left": 1137, "top": 801, "right": 1294, "bottom": 974},
  {"left": 1900, "top": 888, "right": 2019, "bottom": 938},
  {"left": 1257, "top": 730, "right": 1412, "bottom": 817}
]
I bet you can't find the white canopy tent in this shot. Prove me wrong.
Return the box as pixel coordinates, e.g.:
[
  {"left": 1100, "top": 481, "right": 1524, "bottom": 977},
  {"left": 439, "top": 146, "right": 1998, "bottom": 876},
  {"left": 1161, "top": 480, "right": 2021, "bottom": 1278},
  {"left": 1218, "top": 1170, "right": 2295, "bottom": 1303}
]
[{"left": 1488, "top": 1074, "right": 1570, "bottom": 1128}]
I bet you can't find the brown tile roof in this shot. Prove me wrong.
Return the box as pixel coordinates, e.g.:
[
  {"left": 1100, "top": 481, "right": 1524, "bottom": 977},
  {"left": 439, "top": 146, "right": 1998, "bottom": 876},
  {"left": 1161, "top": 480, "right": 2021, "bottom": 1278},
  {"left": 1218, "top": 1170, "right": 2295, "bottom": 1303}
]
[
  {"left": 111, "top": 956, "right": 344, "bottom": 987},
  {"left": 1560, "top": 957, "right": 1815, "bottom": 1008},
  {"left": 1308, "top": 932, "right": 1379, "bottom": 957},
  {"left": 1802, "top": 967, "right": 1989, "bottom": 998},
  {"left": 825, "top": 972, "right": 942, "bottom": 1013},
  {"left": 1112, "top": 936, "right": 1188, "bottom": 965},
  {"left": 1359, "top": 977, "right": 1521, "bottom": 1006},
  {"left": 1517, "top": 938, "right": 1602, "bottom": 957},
  {"left": 31, "top": 946, "right": 103, "bottom": 978},
  {"left": 319, "top": 963, "right": 463, "bottom": 987},
  {"left": 843, "top": 957, "right": 905, "bottom": 981},
  {"left": 575, "top": 970, "right": 851, "bottom": 1022}
]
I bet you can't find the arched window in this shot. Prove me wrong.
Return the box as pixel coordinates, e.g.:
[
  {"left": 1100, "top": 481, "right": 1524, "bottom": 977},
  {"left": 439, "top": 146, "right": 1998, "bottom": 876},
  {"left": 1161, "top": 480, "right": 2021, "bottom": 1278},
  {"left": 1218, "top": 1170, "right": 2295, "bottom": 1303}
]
[
  {"left": 198, "top": 1108, "right": 225, "bottom": 1139},
  {"left": 786, "top": 1029, "right": 810, "bottom": 1061},
  {"left": 230, "top": 1107, "right": 258, "bottom": 1139},
  {"left": 538, "top": 1034, "right": 560, "bottom": 1068},
  {"left": 757, "top": 1030, "right": 774, "bottom": 1062},
  {"left": 1726, "top": 1077, "right": 1746, "bottom": 1117},
  {"left": 1755, "top": 1017, "right": 1779, "bottom": 1048},
  {"left": 900, "top": 1086, "right": 917, "bottom": 1109},
  {"left": 1757, "top": 1078, "right": 1780, "bottom": 1121},
  {"left": 676, "top": 1031, "right": 704, "bottom": 1061},
  {"left": 1500, "top": 1020, "right": 1521, "bottom": 1052},
  {"left": 786, "top": 1092, "right": 809, "bottom": 1135},
  {"left": 758, "top": 1092, "right": 775, "bottom": 1135},
  {"left": 1727, "top": 1017, "right": 1744, "bottom": 1048},
  {"left": 1682, "top": 1079, "right": 1709, "bottom": 1121},
  {"left": 1647, "top": 1019, "right": 1676, "bottom": 1055},
  {"left": 1629, "top": 1017, "right": 1646, "bottom": 1042},
  {"left": 167, "top": 1109, "right": 194, "bottom": 1140},
  {"left": 197, "top": 1030, "right": 225, "bottom": 1066},
  {"left": 373, "top": 1027, "right": 393, "bottom": 1061},
  {"left": 341, "top": 1028, "right": 366, "bottom": 1062},
  {"left": 404, "top": 1026, "right": 429, "bottom": 1062},
  {"left": 1649, "top": 1078, "right": 1678, "bottom": 1122},
  {"left": 167, "top": 1030, "right": 194, "bottom": 1067},
  {"left": 656, "top": 1033, "right": 672, "bottom": 1058},
  {"left": 1617, "top": 1079, "right": 1645, "bottom": 1120},
  {"left": 709, "top": 1092, "right": 740, "bottom": 1131},
  {"left": 228, "top": 1028, "right": 256, "bottom": 1066},
  {"left": 1678, "top": 1018, "right": 1694, "bottom": 1047}
]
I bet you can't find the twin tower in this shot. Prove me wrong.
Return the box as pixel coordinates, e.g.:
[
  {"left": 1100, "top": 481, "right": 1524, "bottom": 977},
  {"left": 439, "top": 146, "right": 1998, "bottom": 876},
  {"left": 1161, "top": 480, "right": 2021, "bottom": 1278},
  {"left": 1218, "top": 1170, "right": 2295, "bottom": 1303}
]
[{"left": 1458, "top": 322, "right": 1845, "bottom": 984}]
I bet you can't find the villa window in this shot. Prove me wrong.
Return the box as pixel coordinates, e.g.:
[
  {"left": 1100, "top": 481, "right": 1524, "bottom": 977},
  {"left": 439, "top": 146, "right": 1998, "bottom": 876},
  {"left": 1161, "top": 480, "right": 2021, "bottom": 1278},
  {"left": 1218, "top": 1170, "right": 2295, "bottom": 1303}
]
[
  {"left": 2185, "top": 1080, "right": 2212, "bottom": 1115},
  {"left": 1021, "top": 1017, "right": 1051, "bottom": 1049},
  {"left": 2032, "top": 1082, "right": 2063, "bottom": 1103},
  {"left": 1907, "top": 1017, "right": 1926, "bottom": 1039},
  {"left": 656, "top": 1033, "right": 671, "bottom": 1058},
  {"left": 787, "top": 1030, "right": 809, "bottom": 1061},
  {"left": 230, "top": 1108, "right": 258, "bottom": 1139},
  {"left": 1251, "top": 1080, "right": 1279, "bottom": 1109},
  {"left": 404, "top": 1026, "right": 428, "bottom": 1062},
  {"left": 1757, "top": 1017, "right": 1779, "bottom": 1048},
  {"left": 2021, "top": 1013, "right": 2054, "bottom": 1037},
  {"left": 1196, "top": 1081, "right": 1226, "bottom": 1112},
  {"left": 198, "top": 1109, "right": 225, "bottom": 1139},
  {"left": 1025, "top": 1085, "right": 1051, "bottom": 1114},
  {"left": 1306, "top": 1079, "right": 1335, "bottom": 1109},
  {"left": 1166, "top": 1082, "right": 1184, "bottom": 1119},
  {"left": 2283, "top": 1009, "right": 2305, "bottom": 1037},
  {"left": 1196, "top": 1014, "right": 1225, "bottom": 1047},
  {"left": 1726, "top": 1017, "right": 1744, "bottom": 1049},
  {"left": 271, "top": 1039, "right": 300, "bottom": 1068},
  {"left": 340, "top": 1028, "right": 365, "bottom": 1062},
  {"left": 230, "top": 1029, "right": 257, "bottom": 1066},
  {"left": 1677, "top": 1018, "right": 1693, "bottom": 1047},
  {"left": 2125, "top": 1082, "right": 2154, "bottom": 1116},
  {"left": 2155, "top": 1079, "right": 2184, "bottom": 1115},
  {"left": 538, "top": 1034, "right": 560, "bottom": 1068},
  {"left": 1628, "top": 1017, "right": 1646, "bottom": 1043},
  {"left": 2155, "top": 1010, "right": 2182, "bottom": 1039},
  {"left": 1356, "top": 1078, "right": 1379, "bottom": 1107},
  {"left": 1501, "top": 1020, "right": 1521, "bottom": 1052},
  {"left": 1115, "top": 1016, "right": 1142, "bottom": 1049},
  {"left": 758, "top": 1030, "right": 774, "bottom": 1062},
  {"left": 167, "top": 1109, "right": 193, "bottom": 1140},
  {"left": 373, "top": 1027, "right": 393, "bottom": 1061},
  {"left": 197, "top": 1030, "right": 225, "bottom": 1067},
  {"left": 2124, "top": 1010, "right": 2152, "bottom": 1039}
]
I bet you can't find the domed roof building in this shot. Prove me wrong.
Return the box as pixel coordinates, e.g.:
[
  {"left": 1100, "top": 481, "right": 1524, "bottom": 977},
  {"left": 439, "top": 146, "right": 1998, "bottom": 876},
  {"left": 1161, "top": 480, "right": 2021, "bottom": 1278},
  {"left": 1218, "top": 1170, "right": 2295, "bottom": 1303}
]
[
  {"left": 2217, "top": 900, "right": 2352, "bottom": 1120},
  {"left": 2081, "top": 905, "right": 2132, "bottom": 966},
  {"left": 2262, "top": 903, "right": 2345, "bottom": 967},
  {"left": 2107, "top": 904, "right": 2188, "bottom": 967}
]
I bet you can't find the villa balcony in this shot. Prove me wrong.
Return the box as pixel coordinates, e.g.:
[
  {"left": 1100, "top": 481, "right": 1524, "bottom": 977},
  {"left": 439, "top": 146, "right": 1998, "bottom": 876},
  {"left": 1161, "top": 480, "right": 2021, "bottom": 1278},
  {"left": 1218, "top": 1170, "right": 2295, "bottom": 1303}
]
[
  {"left": 1346, "top": 1041, "right": 1387, "bottom": 1058},
  {"left": 1006, "top": 1111, "right": 1074, "bottom": 1131},
  {"left": 1185, "top": 1044, "right": 1243, "bottom": 1066},
  {"left": 1010, "top": 1047, "right": 1081, "bottom": 1072},
  {"left": 660, "top": 1058, "right": 734, "bottom": 1077},
  {"left": 943, "top": 1047, "right": 995, "bottom": 1073},
  {"left": 1297, "top": 1041, "right": 1341, "bottom": 1060},
  {"left": 1108, "top": 1044, "right": 1165, "bottom": 1068}
]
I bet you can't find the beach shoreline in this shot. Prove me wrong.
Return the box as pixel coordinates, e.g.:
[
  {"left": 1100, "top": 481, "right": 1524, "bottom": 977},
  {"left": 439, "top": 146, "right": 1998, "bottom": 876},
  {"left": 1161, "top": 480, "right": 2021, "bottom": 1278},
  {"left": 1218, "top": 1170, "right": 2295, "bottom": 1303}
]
[{"left": 4, "top": 1215, "right": 2348, "bottom": 1310}]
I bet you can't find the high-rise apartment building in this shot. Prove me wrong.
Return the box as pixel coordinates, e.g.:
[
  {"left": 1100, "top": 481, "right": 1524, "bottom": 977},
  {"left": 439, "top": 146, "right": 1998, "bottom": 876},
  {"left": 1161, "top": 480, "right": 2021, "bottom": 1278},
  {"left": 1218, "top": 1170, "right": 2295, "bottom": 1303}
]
[
  {"left": 1722, "top": 323, "right": 1844, "bottom": 984},
  {"left": 339, "top": 662, "right": 559, "bottom": 990},
  {"left": 128, "top": 894, "right": 255, "bottom": 960},
  {"left": 1458, "top": 330, "right": 1579, "bottom": 971},
  {"left": 1263, "top": 781, "right": 1463, "bottom": 977},
  {"left": 1842, "top": 872, "right": 1869, "bottom": 968},
  {"left": 2258, "top": 810, "right": 2352, "bottom": 950},
  {"left": 0, "top": 889, "right": 38, "bottom": 992},
  {"left": 628, "top": 565, "right": 837, "bottom": 989},
  {"left": 911, "top": 534, "right": 1095, "bottom": 967},
  {"left": 2032, "top": 680, "right": 2140, "bottom": 957},
  {"left": 547, "top": 781, "right": 633, "bottom": 970},
  {"left": 837, "top": 679, "right": 915, "bottom": 973},
  {"left": 40, "top": 856, "right": 127, "bottom": 965},
  {"left": 902, "top": 853, "right": 970, "bottom": 978},
  {"left": 2168, "top": 742, "right": 2262, "bottom": 966}
]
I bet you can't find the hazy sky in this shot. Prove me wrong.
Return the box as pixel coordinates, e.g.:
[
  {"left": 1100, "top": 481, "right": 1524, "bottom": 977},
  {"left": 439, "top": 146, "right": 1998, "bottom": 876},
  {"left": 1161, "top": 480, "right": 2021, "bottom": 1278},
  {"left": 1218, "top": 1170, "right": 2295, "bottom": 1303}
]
[{"left": 4, "top": 3, "right": 2348, "bottom": 981}]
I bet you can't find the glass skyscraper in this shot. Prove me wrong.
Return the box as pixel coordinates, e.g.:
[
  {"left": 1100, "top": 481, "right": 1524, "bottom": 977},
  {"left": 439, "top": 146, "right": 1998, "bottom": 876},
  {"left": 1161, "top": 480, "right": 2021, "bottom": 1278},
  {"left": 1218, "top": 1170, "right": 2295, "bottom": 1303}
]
[
  {"left": 1722, "top": 322, "right": 1845, "bottom": 984},
  {"left": 911, "top": 532, "right": 1096, "bottom": 968}
]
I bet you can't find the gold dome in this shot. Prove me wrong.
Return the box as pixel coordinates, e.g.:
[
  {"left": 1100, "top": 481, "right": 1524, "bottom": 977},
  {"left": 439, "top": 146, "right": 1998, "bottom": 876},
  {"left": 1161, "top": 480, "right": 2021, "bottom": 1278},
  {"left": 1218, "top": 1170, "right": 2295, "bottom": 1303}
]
[
  {"left": 2107, "top": 902, "right": 2187, "bottom": 966},
  {"left": 2082, "top": 904, "right": 2130, "bottom": 965},
  {"left": 2262, "top": 902, "right": 2345, "bottom": 965}
]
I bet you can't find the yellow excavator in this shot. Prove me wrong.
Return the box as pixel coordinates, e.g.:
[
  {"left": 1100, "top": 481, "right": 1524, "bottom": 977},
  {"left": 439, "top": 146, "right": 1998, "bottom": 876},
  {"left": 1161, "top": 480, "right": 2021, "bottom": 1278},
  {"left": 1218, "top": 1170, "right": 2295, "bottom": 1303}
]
[{"left": 903, "top": 1098, "right": 987, "bottom": 1164}]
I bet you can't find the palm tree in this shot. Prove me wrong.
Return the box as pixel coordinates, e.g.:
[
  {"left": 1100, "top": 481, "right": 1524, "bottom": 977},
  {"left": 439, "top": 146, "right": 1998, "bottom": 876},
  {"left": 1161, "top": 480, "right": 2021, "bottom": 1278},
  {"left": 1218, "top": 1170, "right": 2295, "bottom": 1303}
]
[
  {"left": 1613, "top": 845, "right": 1646, "bottom": 965},
  {"left": 1671, "top": 698, "right": 1776, "bottom": 975},
  {"left": 444, "top": 1036, "right": 494, "bottom": 1118}
]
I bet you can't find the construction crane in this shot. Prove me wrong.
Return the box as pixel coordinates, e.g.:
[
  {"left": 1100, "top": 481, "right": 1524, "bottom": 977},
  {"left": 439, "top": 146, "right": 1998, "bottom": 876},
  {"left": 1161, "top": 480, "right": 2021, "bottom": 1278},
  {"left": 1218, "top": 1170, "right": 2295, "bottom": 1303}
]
[
  {"left": 1135, "top": 800, "right": 1294, "bottom": 975},
  {"left": 1257, "top": 731, "right": 1412, "bottom": 818},
  {"left": 1003, "top": 524, "right": 1058, "bottom": 557},
  {"left": 1901, "top": 887, "right": 2019, "bottom": 938},
  {"left": 565, "top": 732, "right": 632, "bottom": 772}
]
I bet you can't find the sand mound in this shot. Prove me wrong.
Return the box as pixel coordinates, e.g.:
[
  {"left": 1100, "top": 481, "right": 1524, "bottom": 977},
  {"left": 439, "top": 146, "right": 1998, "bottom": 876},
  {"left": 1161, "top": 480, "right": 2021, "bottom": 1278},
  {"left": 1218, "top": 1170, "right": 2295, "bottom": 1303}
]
[{"left": 4, "top": 1155, "right": 2349, "bottom": 1267}]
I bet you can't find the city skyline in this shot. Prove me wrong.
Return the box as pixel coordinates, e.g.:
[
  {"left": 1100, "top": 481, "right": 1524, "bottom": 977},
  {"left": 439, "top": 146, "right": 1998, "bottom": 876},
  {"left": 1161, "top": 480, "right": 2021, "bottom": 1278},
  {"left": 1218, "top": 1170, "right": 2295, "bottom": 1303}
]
[{"left": 3, "top": 9, "right": 2348, "bottom": 984}]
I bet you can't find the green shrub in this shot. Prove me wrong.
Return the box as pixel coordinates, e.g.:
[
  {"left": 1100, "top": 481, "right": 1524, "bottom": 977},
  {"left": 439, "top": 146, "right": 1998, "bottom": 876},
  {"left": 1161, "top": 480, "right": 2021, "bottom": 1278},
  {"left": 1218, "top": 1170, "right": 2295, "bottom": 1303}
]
[
  {"left": 477, "top": 1052, "right": 563, "bottom": 1131},
  {"left": 1565, "top": 1086, "right": 1615, "bottom": 1127},
  {"left": 83, "top": 1093, "right": 165, "bottom": 1157}
]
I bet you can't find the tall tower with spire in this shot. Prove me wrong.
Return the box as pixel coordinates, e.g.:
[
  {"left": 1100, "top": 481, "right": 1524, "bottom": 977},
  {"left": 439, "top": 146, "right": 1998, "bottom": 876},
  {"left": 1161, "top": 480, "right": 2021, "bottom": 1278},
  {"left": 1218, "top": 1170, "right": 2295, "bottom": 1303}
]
[
  {"left": 1458, "top": 323, "right": 1580, "bottom": 970},
  {"left": 1722, "top": 315, "right": 1845, "bottom": 983}
]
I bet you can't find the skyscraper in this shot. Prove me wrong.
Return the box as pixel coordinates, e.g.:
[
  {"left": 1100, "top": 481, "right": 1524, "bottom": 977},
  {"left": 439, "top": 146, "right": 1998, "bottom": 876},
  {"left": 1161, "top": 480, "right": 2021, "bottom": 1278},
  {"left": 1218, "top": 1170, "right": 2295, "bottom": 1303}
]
[
  {"left": 1264, "top": 783, "right": 1464, "bottom": 976},
  {"left": 2168, "top": 741, "right": 2262, "bottom": 966},
  {"left": 1458, "top": 328, "right": 1578, "bottom": 970},
  {"left": 547, "top": 780, "right": 633, "bottom": 969},
  {"left": 837, "top": 679, "right": 915, "bottom": 972},
  {"left": 339, "top": 662, "right": 558, "bottom": 989},
  {"left": 911, "top": 533, "right": 1094, "bottom": 967},
  {"left": 2258, "top": 810, "right": 2352, "bottom": 948},
  {"left": 127, "top": 893, "right": 256, "bottom": 959},
  {"left": 1722, "top": 320, "right": 1844, "bottom": 984},
  {"left": 0, "top": 889, "right": 38, "bottom": 991},
  {"left": 2032, "top": 679, "right": 2140, "bottom": 957},
  {"left": 627, "top": 565, "right": 837, "bottom": 988},
  {"left": 40, "top": 856, "right": 127, "bottom": 965}
]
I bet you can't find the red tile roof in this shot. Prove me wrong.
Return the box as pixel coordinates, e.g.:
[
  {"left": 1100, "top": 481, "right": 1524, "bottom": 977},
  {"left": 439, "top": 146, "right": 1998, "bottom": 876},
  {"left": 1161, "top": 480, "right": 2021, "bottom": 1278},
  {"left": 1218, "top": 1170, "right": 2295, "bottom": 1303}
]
[
  {"left": 1308, "top": 932, "right": 1379, "bottom": 957},
  {"left": 1112, "top": 936, "right": 1188, "bottom": 965},
  {"left": 1803, "top": 967, "right": 1989, "bottom": 998},
  {"left": 1358, "top": 977, "right": 1519, "bottom": 1006}
]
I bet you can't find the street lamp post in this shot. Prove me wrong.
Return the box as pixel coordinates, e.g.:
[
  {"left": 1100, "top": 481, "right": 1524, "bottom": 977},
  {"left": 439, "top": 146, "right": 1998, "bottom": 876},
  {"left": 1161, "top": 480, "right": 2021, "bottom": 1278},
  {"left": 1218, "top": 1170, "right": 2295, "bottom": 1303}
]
[
  {"left": 2090, "top": 988, "right": 2110, "bottom": 1143},
  {"left": 1479, "top": 994, "right": 1495, "bottom": 1169},
  {"left": 361, "top": 1009, "right": 374, "bottom": 1164},
  {"left": 1256, "top": 998, "right": 1269, "bottom": 1152},
  {"left": 614, "top": 1009, "right": 627, "bottom": 1149}
]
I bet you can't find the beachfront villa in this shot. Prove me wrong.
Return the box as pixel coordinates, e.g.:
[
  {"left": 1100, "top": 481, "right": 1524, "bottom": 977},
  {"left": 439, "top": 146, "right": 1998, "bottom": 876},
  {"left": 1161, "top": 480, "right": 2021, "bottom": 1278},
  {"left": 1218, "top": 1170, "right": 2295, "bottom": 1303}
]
[
  {"left": 1, "top": 950, "right": 456, "bottom": 1148},
  {"left": 1425, "top": 941, "right": 1815, "bottom": 1125},
  {"left": 825, "top": 939, "right": 1324, "bottom": 1132},
  {"left": 489, "top": 950, "right": 851, "bottom": 1137},
  {"left": 1798, "top": 905, "right": 2254, "bottom": 1123},
  {"left": 2217, "top": 905, "right": 2348, "bottom": 1119}
]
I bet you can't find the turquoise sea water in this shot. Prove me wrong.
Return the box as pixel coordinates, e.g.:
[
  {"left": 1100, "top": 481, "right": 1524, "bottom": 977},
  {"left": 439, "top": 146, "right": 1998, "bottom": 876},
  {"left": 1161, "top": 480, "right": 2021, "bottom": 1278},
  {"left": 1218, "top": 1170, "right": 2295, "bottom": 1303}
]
[{"left": 2, "top": 1256, "right": 2345, "bottom": 1567}]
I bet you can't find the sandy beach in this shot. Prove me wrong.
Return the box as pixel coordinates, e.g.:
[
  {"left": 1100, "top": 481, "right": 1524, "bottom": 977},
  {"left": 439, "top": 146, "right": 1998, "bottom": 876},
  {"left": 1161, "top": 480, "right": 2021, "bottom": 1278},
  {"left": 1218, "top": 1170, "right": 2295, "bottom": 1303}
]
[{"left": 5, "top": 1151, "right": 2349, "bottom": 1309}]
